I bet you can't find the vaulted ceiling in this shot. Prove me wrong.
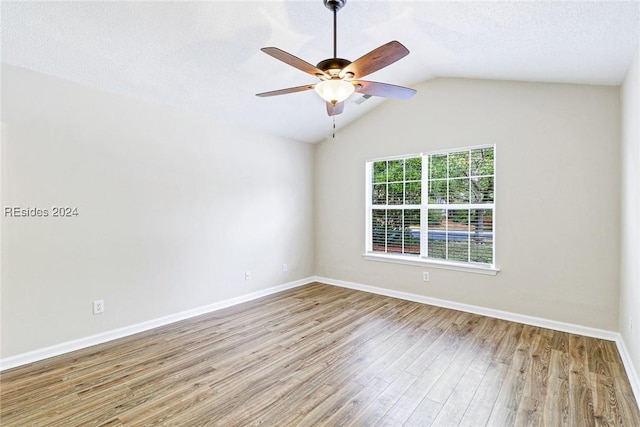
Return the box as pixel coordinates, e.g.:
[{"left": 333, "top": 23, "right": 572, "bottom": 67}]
[{"left": 2, "top": 1, "right": 639, "bottom": 143}]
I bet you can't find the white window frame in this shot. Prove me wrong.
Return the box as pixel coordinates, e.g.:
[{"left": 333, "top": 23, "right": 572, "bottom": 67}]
[{"left": 364, "top": 145, "right": 499, "bottom": 275}]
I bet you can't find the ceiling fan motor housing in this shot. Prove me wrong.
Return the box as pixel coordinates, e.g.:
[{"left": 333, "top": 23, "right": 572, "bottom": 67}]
[
  {"left": 317, "top": 58, "right": 352, "bottom": 77},
  {"left": 323, "top": 0, "right": 346, "bottom": 12}
]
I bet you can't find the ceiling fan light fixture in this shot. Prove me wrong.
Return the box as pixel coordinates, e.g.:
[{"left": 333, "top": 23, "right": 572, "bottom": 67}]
[{"left": 315, "top": 79, "right": 354, "bottom": 103}]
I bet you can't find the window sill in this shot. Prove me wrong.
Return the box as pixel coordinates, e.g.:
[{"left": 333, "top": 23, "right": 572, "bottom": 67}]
[{"left": 362, "top": 252, "right": 500, "bottom": 275}]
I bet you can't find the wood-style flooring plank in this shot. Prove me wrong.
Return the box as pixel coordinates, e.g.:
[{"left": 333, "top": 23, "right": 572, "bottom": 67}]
[
  {"left": 2, "top": 282, "right": 639, "bottom": 427},
  {"left": 350, "top": 370, "right": 417, "bottom": 425}
]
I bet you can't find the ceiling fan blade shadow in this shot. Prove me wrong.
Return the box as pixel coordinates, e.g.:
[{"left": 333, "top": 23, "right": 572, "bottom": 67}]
[
  {"left": 326, "top": 101, "right": 344, "bottom": 116},
  {"left": 261, "top": 47, "right": 328, "bottom": 78},
  {"left": 256, "top": 84, "right": 315, "bottom": 97},
  {"left": 340, "top": 41, "right": 409, "bottom": 79},
  {"left": 354, "top": 80, "right": 416, "bottom": 100}
]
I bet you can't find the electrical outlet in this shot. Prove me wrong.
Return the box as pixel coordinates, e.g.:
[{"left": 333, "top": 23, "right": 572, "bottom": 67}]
[
  {"left": 423, "top": 272, "right": 430, "bottom": 282},
  {"left": 282, "top": 263, "right": 288, "bottom": 272},
  {"left": 245, "top": 271, "right": 251, "bottom": 281},
  {"left": 93, "top": 300, "right": 104, "bottom": 315}
]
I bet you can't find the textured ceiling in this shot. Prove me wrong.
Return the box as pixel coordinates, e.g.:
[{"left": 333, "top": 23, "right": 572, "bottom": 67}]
[{"left": 2, "top": 1, "right": 640, "bottom": 143}]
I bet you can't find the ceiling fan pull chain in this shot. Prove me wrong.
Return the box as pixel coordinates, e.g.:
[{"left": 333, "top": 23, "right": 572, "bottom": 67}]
[{"left": 333, "top": 117, "right": 336, "bottom": 139}]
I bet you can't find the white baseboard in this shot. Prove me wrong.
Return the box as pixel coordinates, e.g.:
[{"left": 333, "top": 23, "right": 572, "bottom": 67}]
[
  {"left": 315, "top": 275, "right": 639, "bottom": 409},
  {"left": 315, "top": 276, "right": 618, "bottom": 340},
  {"left": 615, "top": 335, "right": 640, "bottom": 408},
  {"left": 0, "top": 277, "right": 314, "bottom": 371}
]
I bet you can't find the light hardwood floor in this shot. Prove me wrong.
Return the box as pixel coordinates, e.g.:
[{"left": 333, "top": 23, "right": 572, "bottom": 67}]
[{"left": 1, "top": 283, "right": 639, "bottom": 426}]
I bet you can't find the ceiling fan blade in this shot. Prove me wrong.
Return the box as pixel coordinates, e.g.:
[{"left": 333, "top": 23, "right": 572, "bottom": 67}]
[
  {"left": 353, "top": 80, "right": 416, "bottom": 100},
  {"left": 340, "top": 41, "right": 409, "bottom": 79},
  {"left": 261, "top": 47, "right": 328, "bottom": 78},
  {"left": 256, "top": 84, "right": 315, "bottom": 97},
  {"left": 326, "top": 101, "right": 345, "bottom": 116}
]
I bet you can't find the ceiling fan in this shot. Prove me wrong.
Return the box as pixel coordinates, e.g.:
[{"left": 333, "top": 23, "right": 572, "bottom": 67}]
[{"left": 256, "top": 0, "right": 416, "bottom": 117}]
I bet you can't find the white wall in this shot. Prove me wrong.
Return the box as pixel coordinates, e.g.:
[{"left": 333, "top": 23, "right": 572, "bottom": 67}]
[
  {"left": 315, "top": 78, "right": 621, "bottom": 331},
  {"left": 621, "top": 47, "right": 640, "bottom": 382},
  {"left": 0, "top": 65, "right": 315, "bottom": 358}
]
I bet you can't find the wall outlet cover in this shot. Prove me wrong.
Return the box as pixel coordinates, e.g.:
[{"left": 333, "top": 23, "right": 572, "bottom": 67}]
[{"left": 93, "top": 300, "right": 104, "bottom": 314}]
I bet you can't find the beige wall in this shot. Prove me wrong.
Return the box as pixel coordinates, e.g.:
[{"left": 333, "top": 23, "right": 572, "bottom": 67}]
[
  {"left": 0, "top": 65, "right": 315, "bottom": 358},
  {"left": 0, "top": 67, "right": 628, "bottom": 363},
  {"left": 621, "top": 47, "right": 640, "bottom": 378},
  {"left": 315, "top": 78, "right": 621, "bottom": 331}
]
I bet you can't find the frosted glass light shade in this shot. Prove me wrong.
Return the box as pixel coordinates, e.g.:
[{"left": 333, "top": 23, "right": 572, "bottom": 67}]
[{"left": 314, "top": 79, "right": 355, "bottom": 103}]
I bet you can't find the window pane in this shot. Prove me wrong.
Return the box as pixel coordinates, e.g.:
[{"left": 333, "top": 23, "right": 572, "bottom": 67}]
[
  {"left": 373, "top": 161, "right": 387, "bottom": 183},
  {"left": 470, "top": 176, "right": 494, "bottom": 203},
  {"left": 428, "top": 209, "right": 445, "bottom": 229},
  {"left": 449, "top": 209, "right": 469, "bottom": 229},
  {"left": 388, "top": 160, "right": 404, "bottom": 182},
  {"left": 448, "top": 209, "right": 470, "bottom": 262},
  {"left": 471, "top": 148, "right": 494, "bottom": 176},
  {"left": 430, "top": 154, "right": 447, "bottom": 179},
  {"left": 429, "top": 179, "right": 447, "bottom": 203},
  {"left": 404, "top": 209, "right": 420, "bottom": 255},
  {"left": 427, "top": 209, "right": 447, "bottom": 260},
  {"left": 405, "top": 182, "right": 421, "bottom": 204},
  {"left": 448, "top": 178, "right": 469, "bottom": 204},
  {"left": 406, "top": 157, "right": 422, "bottom": 180},
  {"left": 387, "top": 209, "right": 403, "bottom": 253},
  {"left": 372, "top": 210, "right": 386, "bottom": 252},
  {"left": 388, "top": 183, "right": 404, "bottom": 205},
  {"left": 472, "top": 209, "right": 493, "bottom": 233},
  {"left": 448, "top": 240, "right": 469, "bottom": 262},
  {"left": 372, "top": 183, "right": 387, "bottom": 205},
  {"left": 470, "top": 209, "right": 493, "bottom": 263},
  {"left": 448, "top": 151, "right": 469, "bottom": 178}
]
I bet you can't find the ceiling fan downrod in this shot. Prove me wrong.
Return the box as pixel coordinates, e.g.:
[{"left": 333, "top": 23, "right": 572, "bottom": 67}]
[
  {"left": 316, "top": 0, "right": 351, "bottom": 76},
  {"left": 323, "top": 0, "right": 346, "bottom": 58}
]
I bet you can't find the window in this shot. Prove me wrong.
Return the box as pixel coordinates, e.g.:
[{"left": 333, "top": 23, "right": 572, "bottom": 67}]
[{"left": 365, "top": 145, "right": 496, "bottom": 273}]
